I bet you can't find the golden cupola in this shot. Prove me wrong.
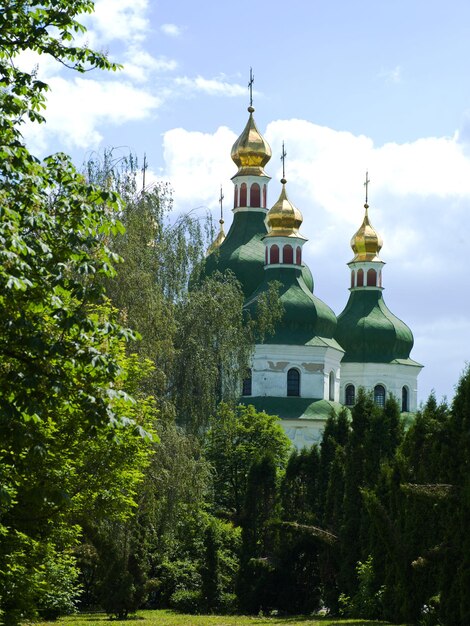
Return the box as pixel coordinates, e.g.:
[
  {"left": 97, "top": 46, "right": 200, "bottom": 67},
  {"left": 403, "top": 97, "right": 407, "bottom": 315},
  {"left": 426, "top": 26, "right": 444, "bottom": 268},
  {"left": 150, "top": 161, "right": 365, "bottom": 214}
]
[
  {"left": 265, "top": 179, "right": 307, "bottom": 239},
  {"left": 350, "top": 203, "right": 383, "bottom": 262},
  {"left": 231, "top": 106, "right": 272, "bottom": 177},
  {"left": 207, "top": 187, "right": 226, "bottom": 255},
  {"left": 206, "top": 219, "right": 226, "bottom": 255}
]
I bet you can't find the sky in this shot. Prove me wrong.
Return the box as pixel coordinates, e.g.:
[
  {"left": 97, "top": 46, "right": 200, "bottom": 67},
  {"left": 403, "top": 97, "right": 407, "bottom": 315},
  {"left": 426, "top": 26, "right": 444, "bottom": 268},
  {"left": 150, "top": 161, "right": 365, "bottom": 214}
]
[{"left": 21, "top": 0, "right": 470, "bottom": 405}]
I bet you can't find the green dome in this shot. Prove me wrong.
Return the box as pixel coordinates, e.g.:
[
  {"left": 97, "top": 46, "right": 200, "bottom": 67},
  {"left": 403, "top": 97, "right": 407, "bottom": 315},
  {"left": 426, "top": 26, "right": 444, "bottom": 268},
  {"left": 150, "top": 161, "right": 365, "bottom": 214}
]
[
  {"left": 336, "top": 290, "right": 414, "bottom": 363},
  {"left": 197, "top": 211, "right": 313, "bottom": 298},
  {"left": 244, "top": 266, "right": 339, "bottom": 346}
]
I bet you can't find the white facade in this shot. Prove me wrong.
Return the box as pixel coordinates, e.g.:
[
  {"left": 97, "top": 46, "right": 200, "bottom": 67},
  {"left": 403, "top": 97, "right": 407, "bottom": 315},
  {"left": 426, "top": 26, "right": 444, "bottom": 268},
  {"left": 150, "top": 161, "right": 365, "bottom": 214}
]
[
  {"left": 339, "top": 361, "right": 422, "bottom": 412},
  {"left": 251, "top": 343, "right": 344, "bottom": 401}
]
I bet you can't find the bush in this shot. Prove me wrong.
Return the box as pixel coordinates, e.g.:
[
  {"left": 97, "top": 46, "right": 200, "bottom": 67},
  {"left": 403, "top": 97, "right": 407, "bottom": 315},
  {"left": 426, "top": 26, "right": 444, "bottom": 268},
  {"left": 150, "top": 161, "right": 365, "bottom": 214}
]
[
  {"left": 339, "top": 555, "right": 384, "bottom": 620},
  {"left": 169, "top": 589, "right": 204, "bottom": 614},
  {"left": 218, "top": 592, "right": 238, "bottom": 614}
]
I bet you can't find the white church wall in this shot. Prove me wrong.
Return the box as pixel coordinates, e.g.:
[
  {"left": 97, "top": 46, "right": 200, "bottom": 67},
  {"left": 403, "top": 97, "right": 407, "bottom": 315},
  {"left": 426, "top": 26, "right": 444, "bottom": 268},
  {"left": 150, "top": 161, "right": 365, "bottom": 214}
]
[
  {"left": 251, "top": 343, "right": 343, "bottom": 400},
  {"left": 339, "top": 361, "right": 422, "bottom": 412}
]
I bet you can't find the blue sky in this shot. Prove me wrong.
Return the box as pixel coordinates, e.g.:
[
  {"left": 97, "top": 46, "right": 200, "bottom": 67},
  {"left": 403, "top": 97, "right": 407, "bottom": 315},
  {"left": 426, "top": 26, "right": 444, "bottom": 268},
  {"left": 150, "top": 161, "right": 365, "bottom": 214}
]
[{"left": 21, "top": 0, "right": 470, "bottom": 404}]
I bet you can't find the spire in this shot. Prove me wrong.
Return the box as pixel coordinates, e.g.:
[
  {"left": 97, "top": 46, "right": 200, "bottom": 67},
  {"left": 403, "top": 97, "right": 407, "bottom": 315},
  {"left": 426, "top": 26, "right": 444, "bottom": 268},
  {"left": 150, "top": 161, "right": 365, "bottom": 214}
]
[
  {"left": 350, "top": 171, "right": 383, "bottom": 262},
  {"left": 231, "top": 69, "right": 272, "bottom": 177},
  {"left": 206, "top": 186, "right": 226, "bottom": 255},
  {"left": 265, "top": 145, "right": 306, "bottom": 239}
]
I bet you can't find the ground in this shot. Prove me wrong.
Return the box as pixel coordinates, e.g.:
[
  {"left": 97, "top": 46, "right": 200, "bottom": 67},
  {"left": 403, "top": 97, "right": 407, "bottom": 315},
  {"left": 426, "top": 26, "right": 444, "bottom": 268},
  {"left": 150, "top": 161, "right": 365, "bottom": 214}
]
[{"left": 35, "top": 610, "right": 407, "bottom": 626}]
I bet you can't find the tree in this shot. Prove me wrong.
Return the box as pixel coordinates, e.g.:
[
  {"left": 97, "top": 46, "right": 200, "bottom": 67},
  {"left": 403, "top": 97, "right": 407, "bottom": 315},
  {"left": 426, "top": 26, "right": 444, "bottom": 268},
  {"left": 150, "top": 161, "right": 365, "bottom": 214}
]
[
  {"left": 205, "top": 403, "right": 291, "bottom": 519},
  {"left": 0, "top": 1, "right": 155, "bottom": 622}
]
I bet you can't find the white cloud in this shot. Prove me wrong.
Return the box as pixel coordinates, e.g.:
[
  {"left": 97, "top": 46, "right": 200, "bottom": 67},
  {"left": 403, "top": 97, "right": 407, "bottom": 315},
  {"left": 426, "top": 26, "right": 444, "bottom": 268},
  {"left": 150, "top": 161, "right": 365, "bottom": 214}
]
[
  {"left": 379, "top": 65, "right": 402, "bottom": 83},
  {"left": 23, "top": 76, "right": 160, "bottom": 152},
  {"left": 86, "top": 0, "right": 149, "bottom": 44},
  {"left": 163, "top": 126, "right": 237, "bottom": 210},
  {"left": 161, "top": 23, "right": 183, "bottom": 37},
  {"left": 121, "top": 48, "right": 177, "bottom": 82},
  {"left": 174, "top": 76, "right": 247, "bottom": 98}
]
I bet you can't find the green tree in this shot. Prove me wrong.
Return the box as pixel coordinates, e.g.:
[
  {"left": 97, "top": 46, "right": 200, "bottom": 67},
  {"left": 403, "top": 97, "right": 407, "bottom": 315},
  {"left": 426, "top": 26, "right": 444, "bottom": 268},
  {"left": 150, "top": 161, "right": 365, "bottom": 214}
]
[
  {"left": 0, "top": 1, "right": 155, "bottom": 622},
  {"left": 205, "top": 403, "right": 291, "bottom": 519},
  {"left": 237, "top": 454, "right": 280, "bottom": 613}
]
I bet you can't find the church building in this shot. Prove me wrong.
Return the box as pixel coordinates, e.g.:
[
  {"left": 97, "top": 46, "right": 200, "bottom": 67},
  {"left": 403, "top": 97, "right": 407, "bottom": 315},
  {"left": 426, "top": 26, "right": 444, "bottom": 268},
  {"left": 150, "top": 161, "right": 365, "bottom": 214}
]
[{"left": 201, "top": 102, "right": 422, "bottom": 448}]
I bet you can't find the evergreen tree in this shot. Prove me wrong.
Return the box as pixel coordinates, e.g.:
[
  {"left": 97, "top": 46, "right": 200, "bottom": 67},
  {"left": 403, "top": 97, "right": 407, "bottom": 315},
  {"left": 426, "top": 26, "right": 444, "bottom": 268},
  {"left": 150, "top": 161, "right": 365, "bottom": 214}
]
[{"left": 237, "top": 454, "right": 280, "bottom": 613}]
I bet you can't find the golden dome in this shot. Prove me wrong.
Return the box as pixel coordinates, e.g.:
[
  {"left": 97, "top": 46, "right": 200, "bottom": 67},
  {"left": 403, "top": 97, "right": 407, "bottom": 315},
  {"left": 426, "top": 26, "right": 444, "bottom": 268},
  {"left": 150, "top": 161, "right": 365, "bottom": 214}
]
[
  {"left": 265, "top": 180, "right": 307, "bottom": 239},
  {"left": 231, "top": 106, "right": 272, "bottom": 177},
  {"left": 350, "top": 204, "right": 383, "bottom": 262},
  {"left": 206, "top": 219, "right": 226, "bottom": 256}
]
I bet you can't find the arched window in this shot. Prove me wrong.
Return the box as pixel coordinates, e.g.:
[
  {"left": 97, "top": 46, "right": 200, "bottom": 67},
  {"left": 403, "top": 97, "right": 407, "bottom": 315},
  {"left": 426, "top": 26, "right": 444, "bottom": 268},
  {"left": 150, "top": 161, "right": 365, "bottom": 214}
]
[
  {"left": 263, "top": 184, "right": 267, "bottom": 208},
  {"left": 234, "top": 185, "right": 238, "bottom": 208},
  {"left": 250, "top": 183, "right": 260, "bottom": 207},
  {"left": 374, "top": 384, "right": 386, "bottom": 408},
  {"left": 296, "top": 246, "right": 301, "bottom": 265},
  {"left": 350, "top": 270, "right": 355, "bottom": 288},
  {"left": 265, "top": 247, "right": 268, "bottom": 265},
  {"left": 283, "top": 244, "right": 293, "bottom": 264},
  {"left": 345, "top": 384, "right": 355, "bottom": 406},
  {"left": 287, "top": 368, "right": 300, "bottom": 397},
  {"left": 379, "top": 270, "right": 382, "bottom": 287},
  {"left": 329, "top": 371, "right": 335, "bottom": 401},
  {"left": 242, "top": 369, "right": 252, "bottom": 396},
  {"left": 270, "top": 244, "right": 279, "bottom": 264},
  {"left": 367, "top": 269, "right": 377, "bottom": 286},
  {"left": 357, "top": 269, "right": 364, "bottom": 287},
  {"left": 240, "top": 183, "right": 247, "bottom": 207},
  {"left": 402, "top": 386, "right": 409, "bottom": 412}
]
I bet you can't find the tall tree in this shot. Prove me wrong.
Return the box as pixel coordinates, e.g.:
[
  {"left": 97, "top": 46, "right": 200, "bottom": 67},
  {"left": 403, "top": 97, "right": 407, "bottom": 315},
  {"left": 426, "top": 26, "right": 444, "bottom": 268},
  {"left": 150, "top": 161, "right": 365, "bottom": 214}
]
[
  {"left": 0, "top": 2, "right": 155, "bottom": 622},
  {"left": 205, "top": 403, "right": 291, "bottom": 519}
]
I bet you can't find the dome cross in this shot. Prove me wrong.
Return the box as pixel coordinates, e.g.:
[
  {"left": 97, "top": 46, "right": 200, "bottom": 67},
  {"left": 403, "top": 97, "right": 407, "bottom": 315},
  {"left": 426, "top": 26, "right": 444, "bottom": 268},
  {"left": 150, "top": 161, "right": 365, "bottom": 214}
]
[
  {"left": 281, "top": 141, "right": 287, "bottom": 183},
  {"left": 218, "top": 185, "right": 224, "bottom": 223},
  {"left": 364, "top": 170, "right": 370, "bottom": 207},
  {"left": 248, "top": 67, "right": 254, "bottom": 108}
]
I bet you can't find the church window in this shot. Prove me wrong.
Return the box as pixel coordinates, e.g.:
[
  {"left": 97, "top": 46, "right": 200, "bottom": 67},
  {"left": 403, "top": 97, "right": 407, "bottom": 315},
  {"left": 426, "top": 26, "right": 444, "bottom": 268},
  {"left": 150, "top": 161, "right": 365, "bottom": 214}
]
[
  {"left": 287, "top": 368, "right": 300, "bottom": 397},
  {"left": 329, "top": 370, "right": 335, "bottom": 401},
  {"left": 242, "top": 369, "right": 252, "bottom": 396},
  {"left": 250, "top": 183, "right": 261, "bottom": 207},
  {"left": 402, "top": 386, "right": 409, "bottom": 412},
  {"left": 357, "top": 269, "right": 364, "bottom": 287},
  {"left": 240, "top": 183, "right": 247, "bottom": 206},
  {"left": 351, "top": 270, "right": 355, "bottom": 288},
  {"left": 270, "top": 244, "right": 279, "bottom": 264},
  {"left": 263, "top": 184, "right": 267, "bottom": 207},
  {"left": 345, "top": 384, "right": 355, "bottom": 406},
  {"left": 234, "top": 185, "right": 238, "bottom": 208},
  {"left": 296, "top": 246, "right": 301, "bottom": 265},
  {"left": 374, "top": 384, "right": 386, "bottom": 407},
  {"left": 283, "top": 244, "right": 293, "bottom": 264},
  {"left": 265, "top": 247, "right": 268, "bottom": 265},
  {"left": 367, "top": 269, "right": 377, "bottom": 286}
]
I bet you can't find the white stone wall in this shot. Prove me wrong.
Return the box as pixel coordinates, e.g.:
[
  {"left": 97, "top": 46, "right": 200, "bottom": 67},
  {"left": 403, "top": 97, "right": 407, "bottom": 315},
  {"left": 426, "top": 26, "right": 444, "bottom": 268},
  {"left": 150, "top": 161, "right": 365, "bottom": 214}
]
[
  {"left": 339, "top": 361, "right": 422, "bottom": 412},
  {"left": 251, "top": 343, "right": 344, "bottom": 401}
]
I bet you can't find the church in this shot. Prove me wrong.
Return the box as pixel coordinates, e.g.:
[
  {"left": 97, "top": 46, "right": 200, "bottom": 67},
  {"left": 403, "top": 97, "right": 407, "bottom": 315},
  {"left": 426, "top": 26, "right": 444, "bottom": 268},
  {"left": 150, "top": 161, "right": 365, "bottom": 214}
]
[{"left": 201, "top": 101, "right": 422, "bottom": 448}]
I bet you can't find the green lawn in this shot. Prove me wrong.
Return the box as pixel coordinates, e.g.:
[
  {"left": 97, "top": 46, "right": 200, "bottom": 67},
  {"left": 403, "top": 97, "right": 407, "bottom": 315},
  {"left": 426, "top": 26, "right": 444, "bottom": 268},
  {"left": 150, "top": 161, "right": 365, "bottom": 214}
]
[{"left": 36, "top": 610, "right": 405, "bottom": 626}]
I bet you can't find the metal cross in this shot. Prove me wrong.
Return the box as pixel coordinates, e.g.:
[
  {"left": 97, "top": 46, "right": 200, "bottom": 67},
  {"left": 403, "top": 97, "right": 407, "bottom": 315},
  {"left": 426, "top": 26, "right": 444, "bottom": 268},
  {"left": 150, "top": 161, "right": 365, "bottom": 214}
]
[
  {"left": 248, "top": 67, "right": 254, "bottom": 107},
  {"left": 364, "top": 170, "right": 370, "bottom": 205},
  {"left": 218, "top": 186, "right": 224, "bottom": 221},
  {"left": 281, "top": 141, "right": 287, "bottom": 180}
]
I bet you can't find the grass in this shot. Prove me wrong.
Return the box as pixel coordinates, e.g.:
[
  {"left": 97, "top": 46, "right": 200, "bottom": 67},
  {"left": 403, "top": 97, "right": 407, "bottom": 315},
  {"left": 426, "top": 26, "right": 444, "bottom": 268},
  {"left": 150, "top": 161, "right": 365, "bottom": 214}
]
[{"left": 36, "top": 610, "right": 406, "bottom": 626}]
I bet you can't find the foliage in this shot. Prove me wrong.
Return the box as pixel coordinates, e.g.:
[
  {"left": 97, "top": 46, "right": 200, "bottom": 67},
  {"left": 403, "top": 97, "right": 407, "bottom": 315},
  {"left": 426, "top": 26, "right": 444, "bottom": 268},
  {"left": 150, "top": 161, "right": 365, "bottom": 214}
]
[
  {"left": 0, "top": 1, "right": 155, "bottom": 622},
  {"left": 172, "top": 275, "right": 252, "bottom": 433},
  {"left": 339, "top": 556, "right": 384, "bottom": 620},
  {"left": 205, "top": 403, "right": 291, "bottom": 519}
]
